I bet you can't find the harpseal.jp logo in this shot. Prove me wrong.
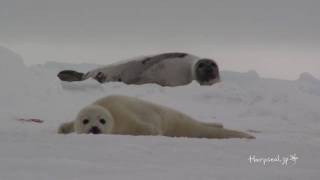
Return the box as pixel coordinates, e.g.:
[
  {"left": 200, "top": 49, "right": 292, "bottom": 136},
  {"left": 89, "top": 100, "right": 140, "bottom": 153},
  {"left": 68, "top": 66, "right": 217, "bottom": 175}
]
[{"left": 248, "top": 154, "right": 299, "bottom": 166}]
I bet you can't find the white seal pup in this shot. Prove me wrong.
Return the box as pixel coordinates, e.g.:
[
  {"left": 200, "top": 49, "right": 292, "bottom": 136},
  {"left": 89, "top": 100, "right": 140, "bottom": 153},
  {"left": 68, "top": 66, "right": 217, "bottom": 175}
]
[
  {"left": 58, "top": 95, "right": 255, "bottom": 139},
  {"left": 57, "top": 52, "right": 220, "bottom": 86}
]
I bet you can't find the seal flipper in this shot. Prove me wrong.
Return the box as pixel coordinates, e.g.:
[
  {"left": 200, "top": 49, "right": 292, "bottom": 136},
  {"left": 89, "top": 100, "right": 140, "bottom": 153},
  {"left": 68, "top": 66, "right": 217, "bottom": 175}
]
[
  {"left": 58, "top": 121, "right": 75, "bottom": 134},
  {"left": 57, "top": 70, "right": 85, "bottom": 82}
]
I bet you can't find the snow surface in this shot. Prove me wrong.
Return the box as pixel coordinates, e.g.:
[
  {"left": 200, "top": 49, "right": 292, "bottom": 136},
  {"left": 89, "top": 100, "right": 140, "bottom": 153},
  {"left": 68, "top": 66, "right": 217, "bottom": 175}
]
[{"left": 0, "top": 46, "right": 320, "bottom": 180}]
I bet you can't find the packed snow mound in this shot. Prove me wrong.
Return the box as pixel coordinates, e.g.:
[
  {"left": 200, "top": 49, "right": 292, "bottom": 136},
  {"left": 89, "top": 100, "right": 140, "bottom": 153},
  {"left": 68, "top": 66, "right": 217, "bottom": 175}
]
[
  {"left": 298, "top": 72, "right": 320, "bottom": 83},
  {"left": 0, "top": 50, "right": 320, "bottom": 180},
  {"left": 0, "top": 46, "right": 24, "bottom": 69},
  {"left": 0, "top": 46, "right": 29, "bottom": 80},
  {"left": 0, "top": 46, "right": 35, "bottom": 102},
  {"left": 297, "top": 72, "right": 320, "bottom": 96}
]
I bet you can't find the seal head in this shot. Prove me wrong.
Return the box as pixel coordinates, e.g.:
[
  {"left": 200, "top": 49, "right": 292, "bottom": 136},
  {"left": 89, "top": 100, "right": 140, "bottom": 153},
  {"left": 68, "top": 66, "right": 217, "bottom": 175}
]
[{"left": 194, "top": 59, "right": 220, "bottom": 85}]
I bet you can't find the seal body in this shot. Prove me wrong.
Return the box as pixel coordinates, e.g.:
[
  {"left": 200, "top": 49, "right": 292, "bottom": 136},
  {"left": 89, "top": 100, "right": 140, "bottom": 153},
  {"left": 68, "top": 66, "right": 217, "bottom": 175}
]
[
  {"left": 58, "top": 52, "right": 220, "bottom": 86},
  {"left": 58, "top": 95, "right": 254, "bottom": 139}
]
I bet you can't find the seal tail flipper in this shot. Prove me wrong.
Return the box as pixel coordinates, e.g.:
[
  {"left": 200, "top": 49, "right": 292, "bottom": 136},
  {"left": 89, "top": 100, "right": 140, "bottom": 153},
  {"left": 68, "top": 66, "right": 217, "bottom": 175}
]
[
  {"left": 195, "top": 124, "right": 255, "bottom": 139},
  {"left": 57, "top": 70, "right": 85, "bottom": 82},
  {"left": 207, "top": 127, "right": 256, "bottom": 139}
]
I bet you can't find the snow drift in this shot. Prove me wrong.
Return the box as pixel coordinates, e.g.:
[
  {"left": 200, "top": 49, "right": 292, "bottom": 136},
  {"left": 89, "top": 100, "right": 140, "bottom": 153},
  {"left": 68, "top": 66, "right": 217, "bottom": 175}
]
[{"left": 0, "top": 46, "right": 319, "bottom": 180}]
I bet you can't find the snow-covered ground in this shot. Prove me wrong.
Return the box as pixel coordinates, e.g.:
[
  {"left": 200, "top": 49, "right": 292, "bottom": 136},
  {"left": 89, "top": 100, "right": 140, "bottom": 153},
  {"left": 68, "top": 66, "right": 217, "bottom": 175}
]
[{"left": 0, "top": 46, "right": 319, "bottom": 180}]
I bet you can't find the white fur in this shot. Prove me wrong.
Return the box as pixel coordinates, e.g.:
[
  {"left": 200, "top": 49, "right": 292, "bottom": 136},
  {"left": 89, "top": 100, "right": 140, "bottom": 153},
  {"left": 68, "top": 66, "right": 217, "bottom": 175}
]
[
  {"left": 58, "top": 95, "right": 255, "bottom": 139},
  {"left": 73, "top": 105, "right": 114, "bottom": 134}
]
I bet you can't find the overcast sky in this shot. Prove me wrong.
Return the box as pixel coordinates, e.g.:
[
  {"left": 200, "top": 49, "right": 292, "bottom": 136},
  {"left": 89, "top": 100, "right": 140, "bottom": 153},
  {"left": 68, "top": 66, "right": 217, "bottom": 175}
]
[{"left": 0, "top": 0, "right": 319, "bottom": 80}]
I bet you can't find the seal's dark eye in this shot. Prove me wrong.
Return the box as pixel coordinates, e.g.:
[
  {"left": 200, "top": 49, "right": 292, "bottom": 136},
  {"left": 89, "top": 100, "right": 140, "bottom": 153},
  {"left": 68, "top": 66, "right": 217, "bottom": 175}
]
[
  {"left": 198, "top": 63, "right": 205, "bottom": 68},
  {"left": 83, "top": 119, "right": 89, "bottom": 125},
  {"left": 100, "top": 118, "right": 106, "bottom": 124},
  {"left": 211, "top": 62, "right": 217, "bottom": 67}
]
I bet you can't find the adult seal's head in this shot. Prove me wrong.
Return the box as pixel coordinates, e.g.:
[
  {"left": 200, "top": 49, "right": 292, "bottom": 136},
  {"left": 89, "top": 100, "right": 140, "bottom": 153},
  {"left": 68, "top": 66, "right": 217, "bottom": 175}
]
[{"left": 193, "top": 58, "right": 220, "bottom": 85}]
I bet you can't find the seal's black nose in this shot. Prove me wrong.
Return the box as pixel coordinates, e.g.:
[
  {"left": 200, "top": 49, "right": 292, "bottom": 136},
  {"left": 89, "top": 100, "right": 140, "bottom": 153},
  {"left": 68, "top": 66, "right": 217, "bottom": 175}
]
[
  {"left": 205, "top": 67, "right": 213, "bottom": 74},
  {"left": 89, "top": 126, "right": 101, "bottom": 134}
]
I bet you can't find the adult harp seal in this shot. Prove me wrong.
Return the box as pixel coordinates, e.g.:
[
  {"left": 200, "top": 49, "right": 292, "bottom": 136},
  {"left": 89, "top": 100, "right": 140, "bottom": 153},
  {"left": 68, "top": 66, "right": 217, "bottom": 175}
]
[{"left": 58, "top": 52, "right": 220, "bottom": 87}]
